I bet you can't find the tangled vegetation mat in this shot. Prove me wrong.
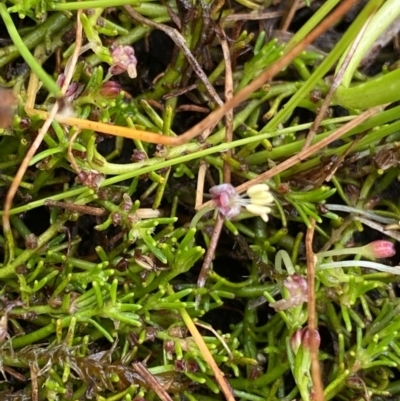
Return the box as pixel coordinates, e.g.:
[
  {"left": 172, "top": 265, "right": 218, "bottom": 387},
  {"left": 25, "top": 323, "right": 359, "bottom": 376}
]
[{"left": 2, "top": 0, "right": 400, "bottom": 400}]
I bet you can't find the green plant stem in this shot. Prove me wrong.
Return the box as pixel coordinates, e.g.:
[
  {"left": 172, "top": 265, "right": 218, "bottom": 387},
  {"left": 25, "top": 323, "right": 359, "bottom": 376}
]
[
  {"left": 51, "top": 0, "right": 142, "bottom": 10},
  {"left": 316, "top": 247, "right": 363, "bottom": 259},
  {"left": 11, "top": 310, "right": 95, "bottom": 349},
  {"left": 190, "top": 205, "right": 216, "bottom": 229},
  {"left": 318, "top": 261, "right": 400, "bottom": 275},
  {"left": 274, "top": 250, "right": 295, "bottom": 275},
  {"left": 338, "top": 0, "right": 400, "bottom": 88},
  {"left": 230, "top": 362, "right": 290, "bottom": 389},
  {"left": 280, "top": 119, "right": 400, "bottom": 178},
  {"left": 0, "top": 4, "right": 62, "bottom": 96},
  {"left": 333, "top": 69, "right": 400, "bottom": 109}
]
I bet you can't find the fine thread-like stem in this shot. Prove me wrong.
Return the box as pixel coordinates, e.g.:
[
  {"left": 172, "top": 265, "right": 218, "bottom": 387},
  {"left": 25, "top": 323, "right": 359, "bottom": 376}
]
[
  {"left": 51, "top": 0, "right": 144, "bottom": 10},
  {"left": 190, "top": 205, "right": 215, "bottom": 229},
  {"left": 316, "top": 247, "right": 364, "bottom": 259},
  {"left": 317, "top": 261, "right": 400, "bottom": 275},
  {"left": 275, "top": 250, "right": 295, "bottom": 275},
  {"left": 196, "top": 215, "right": 224, "bottom": 293}
]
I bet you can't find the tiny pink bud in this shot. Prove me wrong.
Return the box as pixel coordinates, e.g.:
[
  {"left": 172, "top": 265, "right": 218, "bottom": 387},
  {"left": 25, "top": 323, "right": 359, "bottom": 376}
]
[
  {"left": 362, "top": 240, "right": 396, "bottom": 259},
  {"left": 248, "top": 365, "right": 263, "bottom": 380},
  {"left": 174, "top": 360, "right": 186, "bottom": 371},
  {"left": 290, "top": 328, "right": 321, "bottom": 354},
  {"left": 290, "top": 329, "right": 303, "bottom": 354},
  {"left": 57, "top": 74, "right": 83, "bottom": 101},
  {"left": 164, "top": 340, "right": 175, "bottom": 353},
  {"left": 302, "top": 328, "right": 321, "bottom": 350},
  {"left": 186, "top": 360, "right": 199, "bottom": 373},
  {"left": 75, "top": 169, "right": 105, "bottom": 190},
  {"left": 19, "top": 117, "right": 31, "bottom": 129},
  {"left": 99, "top": 81, "right": 122, "bottom": 97}
]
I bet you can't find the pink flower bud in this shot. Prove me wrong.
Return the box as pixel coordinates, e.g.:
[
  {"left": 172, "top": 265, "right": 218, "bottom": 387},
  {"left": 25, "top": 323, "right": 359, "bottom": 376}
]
[
  {"left": 57, "top": 74, "right": 83, "bottom": 101},
  {"left": 290, "top": 329, "right": 303, "bottom": 354},
  {"left": 362, "top": 240, "right": 396, "bottom": 259},
  {"left": 100, "top": 81, "right": 122, "bottom": 97},
  {"left": 75, "top": 169, "right": 105, "bottom": 190},
  {"left": 248, "top": 365, "right": 263, "bottom": 380},
  {"left": 290, "top": 328, "right": 320, "bottom": 354},
  {"left": 302, "top": 328, "right": 321, "bottom": 350},
  {"left": 109, "top": 45, "right": 137, "bottom": 79}
]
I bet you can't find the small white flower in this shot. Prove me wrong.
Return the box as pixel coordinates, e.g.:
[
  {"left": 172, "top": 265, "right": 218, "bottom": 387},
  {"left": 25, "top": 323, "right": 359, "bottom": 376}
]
[{"left": 210, "top": 183, "right": 274, "bottom": 222}]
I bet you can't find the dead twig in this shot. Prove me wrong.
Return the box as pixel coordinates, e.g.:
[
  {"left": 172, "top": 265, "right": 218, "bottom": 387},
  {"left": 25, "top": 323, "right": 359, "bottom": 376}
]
[
  {"left": 176, "top": 104, "right": 210, "bottom": 113},
  {"left": 30, "top": 361, "right": 39, "bottom": 401},
  {"left": 195, "top": 161, "right": 208, "bottom": 210},
  {"left": 132, "top": 362, "right": 174, "bottom": 401},
  {"left": 167, "top": 284, "right": 235, "bottom": 401},
  {"left": 357, "top": 217, "right": 400, "bottom": 242},
  {"left": 280, "top": 0, "right": 301, "bottom": 31},
  {"left": 44, "top": 200, "right": 106, "bottom": 217},
  {"left": 196, "top": 215, "right": 224, "bottom": 294},
  {"left": 221, "top": 36, "right": 234, "bottom": 183},
  {"left": 2, "top": 365, "right": 27, "bottom": 382},
  {"left": 306, "top": 219, "right": 324, "bottom": 401},
  {"left": 0, "top": 88, "right": 16, "bottom": 128},
  {"left": 195, "top": 321, "right": 233, "bottom": 360}
]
